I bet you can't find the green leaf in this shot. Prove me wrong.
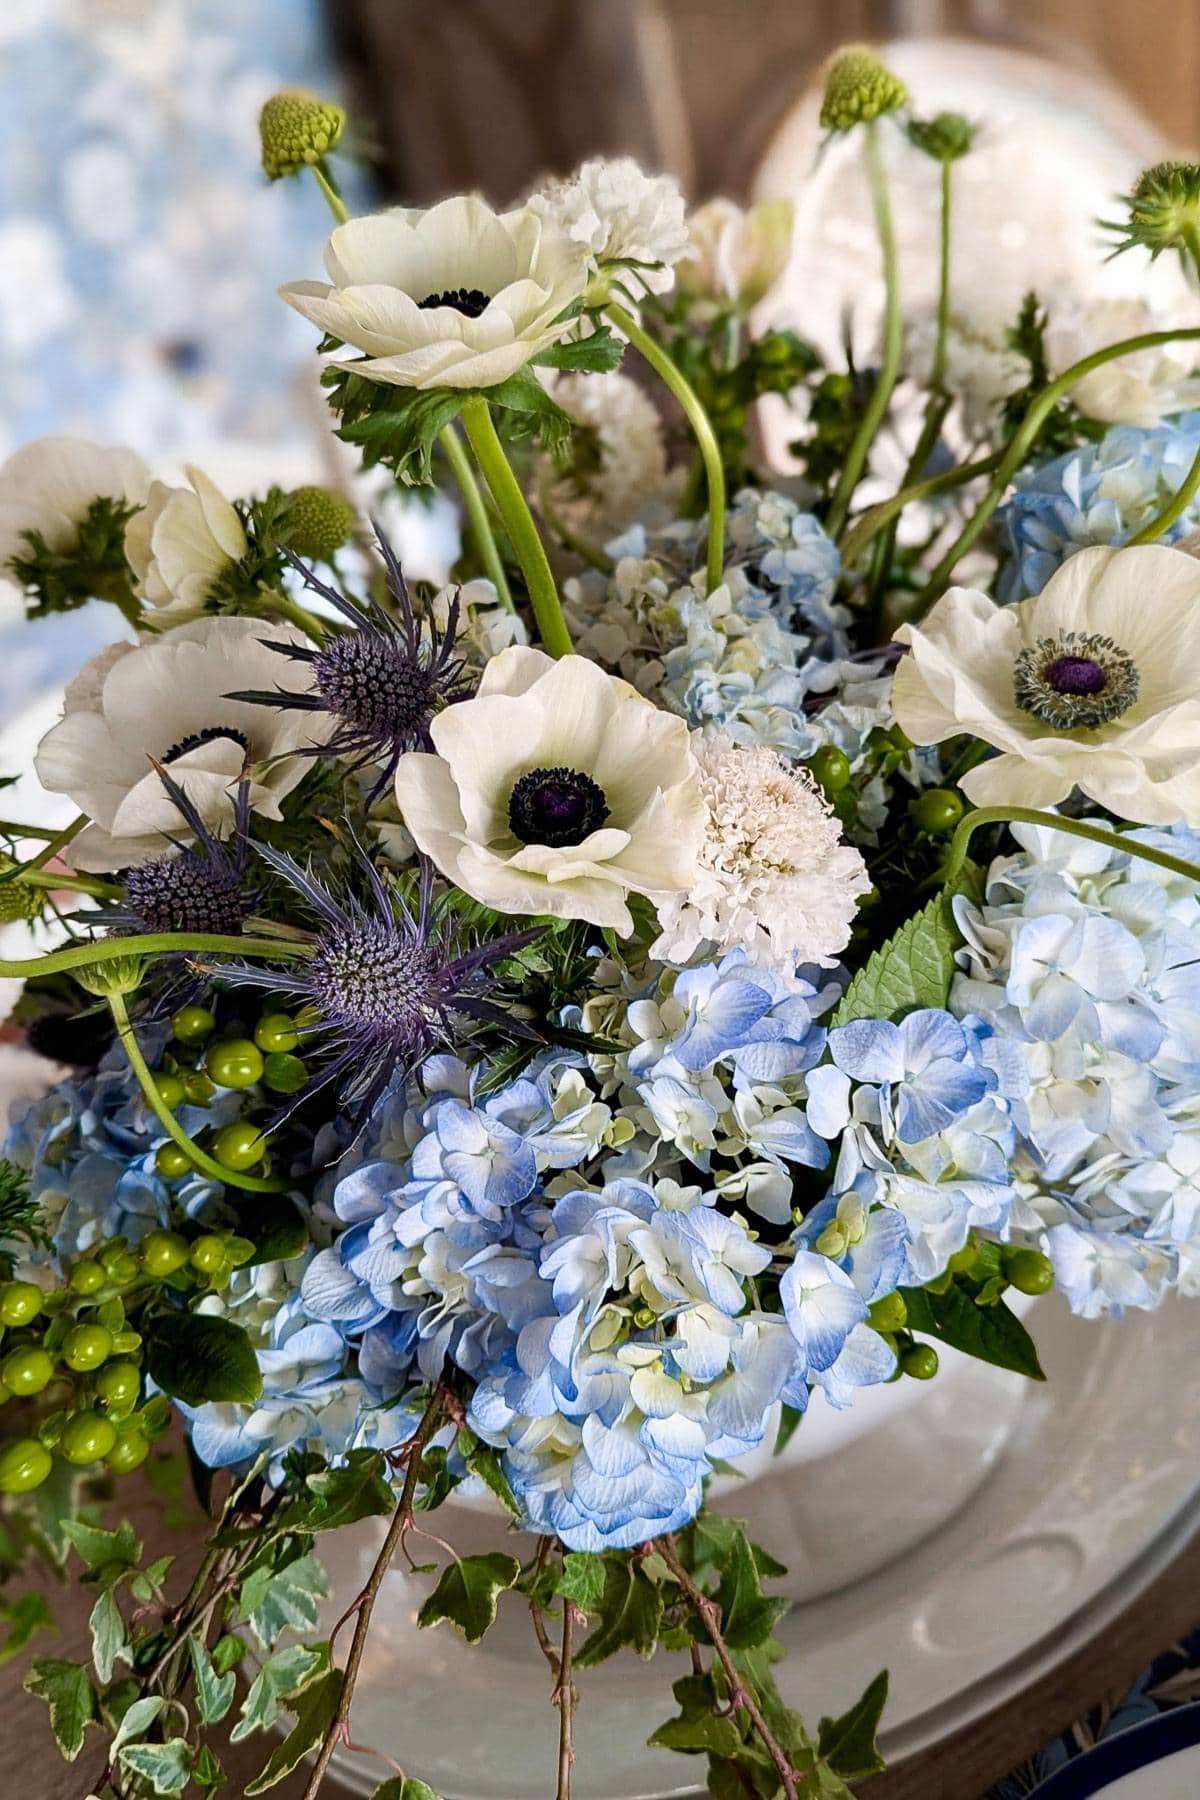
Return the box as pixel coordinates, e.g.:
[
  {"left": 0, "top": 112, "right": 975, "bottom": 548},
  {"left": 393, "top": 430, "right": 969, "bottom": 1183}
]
[
  {"left": 237, "top": 1550, "right": 331, "bottom": 1652},
  {"left": 129, "top": 1554, "right": 175, "bottom": 1603},
  {"left": 336, "top": 385, "right": 465, "bottom": 486},
  {"left": 230, "top": 1642, "right": 328, "bottom": 1741},
  {"left": 901, "top": 1284, "right": 1046, "bottom": 1381},
  {"left": 239, "top": 1192, "right": 308, "bottom": 1264},
  {"left": 244, "top": 1667, "right": 343, "bottom": 1795},
  {"left": 487, "top": 369, "right": 573, "bottom": 459},
  {"left": 369, "top": 1781, "right": 444, "bottom": 1800},
  {"left": 24, "top": 1657, "right": 97, "bottom": 1761},
  {"left": 88, "top": 1587, "right": 129, "bottom": 1685},
  {"left": 188, "top": 1632, "right": 237, "bottom": 1724},
  {"left": 61, "top": 1517, "right": 141, "bottom": 1584},
  {"left": 555, "top": 1551, "right": 606, "bottom": 1612},
  {"left": 649, "top": 1675, "right": 743, "bottom": 1758},
  {"left": 711, "top": 1527, "right": 787, "bottom": 1651},
  {"left": 459, "top": 1431, "right": 521, "bottom": 1519},
  {"left": 146, "top": 1311, "right": 263, "bottom": 1406},
  {"left": 817, "top": 1669, "right": 889, "bottom": 1779},
  {"left": 0, "top": 1591, "right": 54, "bottom": 1665},
  {"left": 830, "top": 892, "right": 961, "bottom": 1027},
  {"left": 534, "top": 322, "right": 625, "bottom": 374},
  {"left": 119, "top": 1738, "right": 193, "bottom": 1796},
  {"left": 110, "top": 1695, "right": 165, "bottom": 1757},
  {"left": 193, "top": 1744, "right": 226, "bottom": 1792},
  {"left": 417, "top": 1552, "right": 521, "bottom": 1645},
  {"left": 576, "top": 1557, "right": 663, "bottom": 1666}
]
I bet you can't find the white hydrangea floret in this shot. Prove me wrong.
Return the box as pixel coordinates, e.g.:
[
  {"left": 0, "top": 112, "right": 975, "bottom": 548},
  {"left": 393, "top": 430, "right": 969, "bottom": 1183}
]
[
  {"left": 651, "top": 731, "right": 872, "bottom": 980},
  {"left": 531, "top": 157, "right": 689, "bottom": 294}
]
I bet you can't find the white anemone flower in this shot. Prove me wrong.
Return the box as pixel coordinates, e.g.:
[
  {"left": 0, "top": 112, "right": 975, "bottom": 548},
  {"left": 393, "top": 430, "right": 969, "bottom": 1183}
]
[
  {"left": 530, "top": 157, "right": 689, "bottom": 295},
  {"left": 892, "top": 544, "right": 1200, "bottom": 826},
  {"left": 35, "top": 617, "right": 333, "bottom": 871},
  {"left": 393, "top": 645, "right": 705, "bottom": 931},
  {"left": 0, "top": 435, "right": 149, "bottom": 576},
  {"left": 280, "top": 196, "right": 589, "bottom": 390},
  {"left": 124, "top": 466, "right": 248, "bottom": 622}
]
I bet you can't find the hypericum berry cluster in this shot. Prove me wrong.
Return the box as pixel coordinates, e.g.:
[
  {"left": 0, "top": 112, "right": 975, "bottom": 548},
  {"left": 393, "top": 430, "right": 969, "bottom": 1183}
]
[{"left": 151, "top": 1002, "right": 311, "bottom": 1182}]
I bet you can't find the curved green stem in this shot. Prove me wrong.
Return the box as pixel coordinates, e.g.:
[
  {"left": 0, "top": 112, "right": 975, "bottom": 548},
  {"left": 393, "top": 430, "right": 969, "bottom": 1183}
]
[
  {"left": 939, "top": 805, "right": 1200, "bottom": 895},
  {"left": 459, "top": 396, "right": 573, "bottom": 656},
  {"left": 918, "top": 327, "right": 1200, "bottom": 607},
  {"left": 841, "top": 452, "right": 1001, "bottom": 568},
  {"left": 1128, "top": 439, "right": 1200, "bottom": 544},
  {"left": 0, "top": 930, "right": 312, "bottom": 982},
  {"left": 0, "top": 814, "right": 87, "bottom": 888},
  {"left": 311, "top": 162, "right": 349, "bottom": 226},
  {"left": 439, "top": 424, "right": 515, "bottom": 610},
  {"left": 604, "top": 298, "right": 726, "bottom": 593},
  {"left": 827, "top": 121, "right": 903, "bottom": 541},
  {"left": 108, "top": 991, "right": 287, "bottom": 1195}
]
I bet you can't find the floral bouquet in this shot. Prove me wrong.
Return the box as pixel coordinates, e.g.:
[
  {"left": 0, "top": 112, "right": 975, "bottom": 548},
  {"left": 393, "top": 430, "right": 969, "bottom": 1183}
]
[{"left": 4, "top": 44, "right": 1200, "bottom": 1800}]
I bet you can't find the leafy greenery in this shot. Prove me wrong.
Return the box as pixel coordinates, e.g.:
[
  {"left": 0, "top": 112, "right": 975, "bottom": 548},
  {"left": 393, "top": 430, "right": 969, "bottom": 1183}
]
[
  {"left": 145, "top": 1311, "right": 264, "bottom": 1407},
  {"left": 831, "top": 890, "right": 962, "bottom": 1026},
  {"left": 7, "top": 495, "right": 139, "bottom": 618},
  {"left": 417, "top": 1552, "right": 522, "bottom": 1644},
  {"left": 902, "top": 1280, "right": 1046, "bottom": 1381}
]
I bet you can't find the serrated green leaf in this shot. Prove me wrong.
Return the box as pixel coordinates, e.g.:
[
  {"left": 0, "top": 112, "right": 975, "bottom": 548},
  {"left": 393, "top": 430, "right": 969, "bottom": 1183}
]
[
  {"left": 417, "top": 1552, "right": 521, "bottom": 1645},
  {"left": 110, "top": 1695, "right": 164, "bottom": 1757},
  {"left": 244, "top": 1667, "right": 342, "bottom": 1794},
  {"left": 61, "top": 1517, "right": 141, "bottom": 1583},
  {"left": 555, "top": 1551, "right": 606, "bottom": 1612},
  {"left": 24, "top": 1657, "right": 96, "bottom": 1761},
  {"left": 188, "top": 1632, "right": 237, "bottom": 1724},
  {"left": 147, "top": 1311, "right": 263, "bottom": 1406},
  {"left": 711, "top": 1527, "right": 787, "bottom": 1651},
  {"left": 230, "top": 1642, "right": 328, "bottom": 1741},
  {"left": 88, "top": 1587, "right": 129, "bottom": 1685},
  {"left": 0, "top": 1591, "right": 54, "bottom": 1665},
  {"left": 576, "top": 1558, "right": 663, "bottom": 1666},
  {"left": 534, "top": 323, "right": 625, "bottom": 374},
  {"left": 119, "top": 1738, "right": 193, "bottom": 1796},
  {"left": 237, "top": 1551, "right": 331, "bottom": 1652},
  {"left": 817, "top": 1669, "right": 888, "bottom": 1779},
  {"left": 830, "top": 892, "right": 961, "bottom": 1027},
  {"left": 901, "top": 1284, "right": 1046, "bottom": 1380},
  {"left": 487, "top": 369, "right": 573, "bottom": 458},
  {"left": 337, "top": 387, "right": 464, "bottom": 486}
]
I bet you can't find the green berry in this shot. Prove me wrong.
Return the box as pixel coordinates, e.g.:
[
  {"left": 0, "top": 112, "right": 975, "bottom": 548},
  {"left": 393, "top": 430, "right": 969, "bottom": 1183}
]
[
  {"left": 259, "top": 89, "right": 345, "bottom": 181},
  {"left": 99, "top": 1252, "right": 139, "bottom": 1289},
  {"left": 155, "top": 1073, "right": 185, "bottom": 1111},
  {"left": 68, "top": 1260, "right": 107, "bottom": 1296},
  {"left": 95, "top": 1361, "right": 141, "bottom": 1408},
  {"left": 2, "top": 1346, "right": 54, "bottom": 1396},
  {"left": 868, "top": 1291, "right": 908, "bottom": 1334},
  {"left": 140, "top": 1230, "right": 190, "bottom": 1277},
  {"left": 190, "top": 1236, "right": 228, "bottom": 1275},
  {"left": 212, "top": 1123, "right": 268, "bottom": 1172},
  {"left": 62, "top": 1324, "right": 114, "bottom": 1373},
  {"left": 155, "top": 1142, "right": 196, "bottom": 1181},
  {"left": 60, "top": 1412, "right": 118, "bottom": 1466},
  {"left": 0, "top": 1438, "right": 53, "bottom": 1493},
  {"left": 263, "top": 1052, "right": 308, "bottom": 1095},
  {"left": 254, "top": 1011, "right": 300, "bottom": 1054},
  {"left": 0, "top": 1281, "right": 43, "bottom": 1327},
  {"left": 901, "top": 1344, "right": 940, "bottom": 1381},
  {"left": 105, "top": 1431, "right": 149, "bottom": 1475},
  {"left": 809, "top": 746, "right": 852, "bottom": 792},
  {"left": 205, "top": 1039, "right": 264, "bottom": 1090},
  {"left": 1004, "top": 1247, "right": 1056, "bottom": 1296},
  {"left": 172, "top": 1005, "right": 216, "bottom": 1043},
  {"left": 281, "top": 487, "right": 356, "bottom": 563},
  {"left": 911, "top": 788, "right": 966, "bottom": 834}
]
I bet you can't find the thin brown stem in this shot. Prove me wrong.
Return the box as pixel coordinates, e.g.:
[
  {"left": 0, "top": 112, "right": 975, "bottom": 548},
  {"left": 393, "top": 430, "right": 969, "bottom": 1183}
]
[
  {"left": 528, "top": 1536, "right": 559, "bottom": 1676},
  {"left": 555, "top": 1598, "right": 579, "bottom": 1800}
]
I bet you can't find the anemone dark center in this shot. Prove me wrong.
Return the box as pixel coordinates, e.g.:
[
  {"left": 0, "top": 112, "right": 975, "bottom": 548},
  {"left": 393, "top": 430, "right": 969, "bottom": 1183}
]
[
  {"left": 1013, "top": 631, "right": 1140, "bottom": 731},
  {"left": 310, "top": 922, "right": 442, "bottom": 1034},
  {"left": 162, "top": 725, "right": 250, "bottom": 764},
  {"left": 314, "top": 633, "right": 437, "bottom": 736},
  {"left": 122, "top": 853, "right": 248, "bottom": 938},
  {"left": 507, "top": 766, "right": 610, "bottom": 848},
  {"left": 417, "top": 287, "right": 491, "bottom": 318},
  {"left": 1047, "top": 655, "right": 1107, "bottom": 696}
]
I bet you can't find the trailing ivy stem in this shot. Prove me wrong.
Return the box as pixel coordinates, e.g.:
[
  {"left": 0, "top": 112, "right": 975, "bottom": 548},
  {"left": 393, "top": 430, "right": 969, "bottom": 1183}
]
[
  {"left": 604, "top": 298, "right": 726, "bottom": 593},
  {"left": 0, "top": 812, "right": 86, "bottom": 888},
  {"left": 1128, "top": 439, "right": 1200, "bottom": 543},
  {"left": 556, "top": 1596, "right": 579, "bottom": 1800},
  {"left": 459, "top": 395, "right": 574, "bottom": 656},
  {"left": 654, "top": 1535, "right": 801, "bottom": 1800},
  {"left": 915, "top": 326, "right": 1200, "bottom": 608},
  {"left": 939, "top": 805, "right": 1200, "bottom": 895},
  {"left": 0, "top": 928, "right": 312, "bottom": 981},
  {"left": 439, "top": 422, "right": 516, "bottom": 610},
  {"left": 299, "top": 1390, "right": 446, "bottom": 1800},
  {"left": 108, "top": 990, "right": 288, "bottom": 1195},
  {"left": 826, "top": 120, "right": 903, "bottom": 542}
]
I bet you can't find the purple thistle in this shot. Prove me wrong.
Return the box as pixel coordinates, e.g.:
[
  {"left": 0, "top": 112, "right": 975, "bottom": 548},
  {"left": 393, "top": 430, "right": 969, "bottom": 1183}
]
[
  {"left": 227, "top": 533, "right": 471, "bottom": 803},
  {"left": 103, "top": 765, "right": 255, "bottom": 938}
]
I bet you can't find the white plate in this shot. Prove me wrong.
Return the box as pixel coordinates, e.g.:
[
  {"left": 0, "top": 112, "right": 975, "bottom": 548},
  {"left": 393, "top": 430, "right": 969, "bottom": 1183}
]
[{"left": 316, "top": 1293, "right": 1200, "bottom": 1800}]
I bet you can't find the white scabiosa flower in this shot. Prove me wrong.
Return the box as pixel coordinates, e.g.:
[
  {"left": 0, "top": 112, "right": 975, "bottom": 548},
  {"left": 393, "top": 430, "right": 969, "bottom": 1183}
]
[
  {"left": 393, "top": 645, "right": 704, "bottom": 932},
  {"left": 676, "top": 197, "right": 795, "bottom": 314},
  {"left": 547, "top": 370, "right": 673, "bottom": 534},
  {"left": 651, "top": 733, "right": 871, "bottom": 980},
  {"left": 280, "top": 196, "right": 589, "bottom": 390},
  {"left": 0, "top": 435, "right": 149, "bottom": 576},
  {"left": 893, "top": 544, "right": 1200, "bottom": 826},
  {"left": 124, "top": 466, "right": 248, "bottom": 622},
  {"left": 1042, "top": 295, "right": 1200, "bottom": 428},
  {"left": 35, "top": 617, "right": 333, "bottom": 871},
  {"left": 531, "top": 157, "right": 689, "bottom": 295}
]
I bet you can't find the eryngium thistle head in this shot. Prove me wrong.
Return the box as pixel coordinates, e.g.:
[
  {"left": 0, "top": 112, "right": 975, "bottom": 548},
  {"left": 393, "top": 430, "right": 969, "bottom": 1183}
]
[
  {"left": 105, "top": 768, "right": 253, "bottom": 940},
  {"left": 259, "top": 90, "right": 345, "bottom": 181},
  {"left": 227, "top": 533, "right": 470, "bottom": 803},
  {"left": 906, "top": 111, "right": 975, "bottom": 163},
  {"left": 820, "top": 47, "right": 908, "bottom": 132},
  {"left": 1104, "top": 161, "right": 1200, "bottom": 265},
  {"left": 282, "top": 486, "right": 357, "bottom": 563}
]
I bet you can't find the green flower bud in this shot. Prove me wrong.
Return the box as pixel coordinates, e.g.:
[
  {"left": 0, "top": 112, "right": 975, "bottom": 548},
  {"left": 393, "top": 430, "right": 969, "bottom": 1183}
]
[
  {"left": 282, "top": 486, "right": 356, "bottom": 563},
  {"left": 75, "top": 955, "right": 144, "bottom": 999},
  {"left": 0, "top": 864, "right": 46, "bottom": 922},
  {"left": 906, "top": 112, "right": 975, "bottom": 164},
  {"left": 259, "top": 90, "right": 345, "bottom": 182},
  {"left": 820, "top": 47, "right": 908, "bottom": 133},
  {"left": 1107, "top": 160, "right": 1200, "bottom": 264}
]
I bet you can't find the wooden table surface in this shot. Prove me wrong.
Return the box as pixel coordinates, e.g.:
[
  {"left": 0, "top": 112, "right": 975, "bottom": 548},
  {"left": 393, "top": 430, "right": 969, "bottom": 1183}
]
[{"left": 4, "top": 1468, "right": 1199, "bottom": 1800}]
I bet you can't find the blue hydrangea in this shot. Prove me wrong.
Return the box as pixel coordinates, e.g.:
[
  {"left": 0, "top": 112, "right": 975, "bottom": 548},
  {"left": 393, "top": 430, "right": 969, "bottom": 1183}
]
[{"left": 997, "top": 415, "right": 1200, "bottom": 601}]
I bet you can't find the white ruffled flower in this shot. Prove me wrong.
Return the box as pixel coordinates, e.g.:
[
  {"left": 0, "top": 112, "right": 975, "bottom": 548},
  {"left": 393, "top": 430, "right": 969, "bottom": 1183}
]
[
  {"left": 676, "top": 198, "right": 794, "bottom": 313},
  {"left": 531, "top": 157, "right": 689, "bottom": 295},
  {"left": 35, "top": 617, "right": 333, "bottom": 871},
  {"left": 548, "top": 370, "right": 673, "bottom": 533},
  {"left": 280, "top": 196, "right": 589, "bottom": 390},
  {"left": 893, "top": 544, "right": 1200, "bottom": 826},
  {"left": 651, "top": 733, "right": 871, "bottom": 980},
  {"left": 0, "top": 435, "right": 149, "bottom": 576},
  {"left": 1042, "top": 295, "right": 1200, "bottom": 427},
  {"left": 393, "top": 645, "right": 704, "bottom": 932},
  {"left": 124, "top": 465, "right": 248, "bottom": 622},
  {"left": 903, "top": 311, "right": 1026, "bottom": 439}
]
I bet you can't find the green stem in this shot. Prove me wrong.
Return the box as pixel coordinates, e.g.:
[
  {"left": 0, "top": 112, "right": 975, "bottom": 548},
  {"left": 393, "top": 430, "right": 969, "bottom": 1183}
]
[
  {"left": 827, "top": 121, "right": 903, "bottom": 541},
  {"left": 311, "top": 162, "right": 349, "bottom": 226},
  {"left": 439, "top": 424, "right": 516, "bottom": 610},
  {"left": 605, "top": 298, "right": 726, "bottom": 593},
  {"left": 939, "top": 805, "right": 1200, "bottom": 895},
  {"left": 537, "top": 472, "right": 616, "bottom": 575},
  {"left": 918, "top": 326, "right": 1200, "bottom": 608},
  {"left": 459, "top": 396, "right": 573, "bottom": 657},
  {"left": 931, "top": 160, "right": 953, "bottom": 394},
  {"left": 259, "top": 591, "right": 328, "bottom": 643},
  {"left": 0, "top": 814, "right": 87, "bottom": 887},
  {"left": 108, "top": 991, "right": 288, "bottom": 1195},
  {"left": 0, "top": 930, "right": 311, "bottom": 982},
  {"left": 9, "top": 867, "right": 119, "bottom": 899},
  {"left": 1128, "top": 439, "right": 1200, "bottom": 544},
  {"left": 841, "top": 451, "right": 1001, "bottom": 568}
]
